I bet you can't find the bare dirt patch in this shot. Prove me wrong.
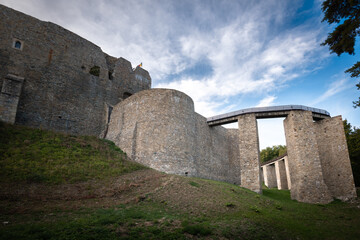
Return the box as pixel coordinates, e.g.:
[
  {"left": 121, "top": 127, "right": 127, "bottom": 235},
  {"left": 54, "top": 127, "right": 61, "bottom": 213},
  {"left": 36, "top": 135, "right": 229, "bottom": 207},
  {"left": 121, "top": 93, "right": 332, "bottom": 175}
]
[{"left": 0, "top": 169, "right": 170, "bottom": 214}]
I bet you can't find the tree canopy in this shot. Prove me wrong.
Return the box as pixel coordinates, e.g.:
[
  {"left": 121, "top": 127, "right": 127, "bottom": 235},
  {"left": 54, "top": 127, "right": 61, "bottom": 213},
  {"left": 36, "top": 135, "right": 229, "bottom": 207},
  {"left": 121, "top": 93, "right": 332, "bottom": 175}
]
[
  {"left": 343, "top": 119, "right": 360, "bottom": 185},
  {"left": 260, "top": 145, "right": 287, "bottom": 163},
  {"left": 321, "top": 0, "right": 360, "bottom": 107}
]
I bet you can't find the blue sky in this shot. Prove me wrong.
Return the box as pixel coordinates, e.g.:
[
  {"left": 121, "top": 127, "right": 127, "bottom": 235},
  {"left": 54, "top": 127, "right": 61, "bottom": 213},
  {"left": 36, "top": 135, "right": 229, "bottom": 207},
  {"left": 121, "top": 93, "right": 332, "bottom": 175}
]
[{"left": 1, "top": 0, "right": 359, "bottom": 149}]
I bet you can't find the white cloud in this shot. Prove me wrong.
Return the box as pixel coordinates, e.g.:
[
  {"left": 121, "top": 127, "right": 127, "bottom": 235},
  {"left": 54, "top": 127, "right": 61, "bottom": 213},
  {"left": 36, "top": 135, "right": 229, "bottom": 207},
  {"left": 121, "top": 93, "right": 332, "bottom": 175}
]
[
  {"left": 312, "top": 78, "right": 353, "bottom": 105},
  {"left": 157, "top": 6, "right": 328, "bottom": 116},
  {"left": 256, "top": 96, "right": 277, "bottom": 107},
  {"left": 0, "top": 0, "right": 330, "bottom": 119}
]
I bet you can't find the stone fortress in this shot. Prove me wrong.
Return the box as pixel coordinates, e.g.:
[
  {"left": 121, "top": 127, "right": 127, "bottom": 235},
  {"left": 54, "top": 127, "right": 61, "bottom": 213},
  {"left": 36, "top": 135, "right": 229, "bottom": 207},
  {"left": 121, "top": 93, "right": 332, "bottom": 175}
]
[
  {"left": 0, "top": 5, "right": 356, "bottom": 204},
  {"left": 0, "top": 4, "right": 151, "bottom": 137}
]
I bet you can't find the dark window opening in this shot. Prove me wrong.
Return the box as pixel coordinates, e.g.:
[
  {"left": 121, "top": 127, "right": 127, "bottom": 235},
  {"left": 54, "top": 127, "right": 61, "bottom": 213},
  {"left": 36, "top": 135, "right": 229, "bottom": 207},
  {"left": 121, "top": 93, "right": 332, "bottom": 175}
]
[
  {"left": 107, "top": 106, "right": 113, "bottom": 123},
  {"left": 108, "top": 71, "right": 113, "bottom": 80},
  {"left": 58, "top": 116, "right": 62, "bottom": 119},
  {"left": 89, "top": 66, "right": 100, "bottom": 77},
  {"left": 14, "top": 41, "right": 22, "bottom": 49},
  {"left": 123, "top": 92, "right": 132, "bottom": 99}
]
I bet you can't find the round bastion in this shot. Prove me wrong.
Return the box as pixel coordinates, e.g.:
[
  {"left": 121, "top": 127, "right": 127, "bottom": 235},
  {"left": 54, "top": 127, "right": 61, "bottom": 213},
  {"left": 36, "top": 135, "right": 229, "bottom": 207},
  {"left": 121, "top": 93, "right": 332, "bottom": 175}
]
[{"left": 106, "top": 88, "right": 198, "bottom": 175}]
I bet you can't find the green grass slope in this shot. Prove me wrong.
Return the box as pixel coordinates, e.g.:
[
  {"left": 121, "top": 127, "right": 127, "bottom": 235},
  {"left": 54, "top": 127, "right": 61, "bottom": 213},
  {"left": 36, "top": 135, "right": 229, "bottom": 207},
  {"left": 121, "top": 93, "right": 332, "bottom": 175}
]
[
  {"left": 0, "top": 122, "right": 360, "bottom": 239},
  {"left": 0, "top": 122, "right": 145, "bottom": 184}
]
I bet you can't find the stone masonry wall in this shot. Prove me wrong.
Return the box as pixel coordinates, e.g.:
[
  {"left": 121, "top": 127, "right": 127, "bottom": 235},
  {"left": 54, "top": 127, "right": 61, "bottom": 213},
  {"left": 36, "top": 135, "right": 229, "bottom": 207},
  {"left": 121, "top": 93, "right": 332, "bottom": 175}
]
[
  {"left": 275, "top": 160, "right": 288, "bottom": 190},
  {"left": 0, "top": 74, "right": 24, "bottom": 123},
  {"left": 238, "top": 114, "right": 262, "bottom": 193},
  {"left": 263, "top": 164, "right": 277, "bottom": 188},
  {"left": 284, "top": 156, "right": 292, "bottom": 189},
  {"left": 284, "top": 111, "right": 332, "bottom": 204},
  {"left": 315, "top": 116, "right": 357, "bottom": 200},
  {"left": 106, "top": 89, "right": 241, "bottom": 184},
  {"left": 0, "top": 4, "right": 151, "bottom": 136}
]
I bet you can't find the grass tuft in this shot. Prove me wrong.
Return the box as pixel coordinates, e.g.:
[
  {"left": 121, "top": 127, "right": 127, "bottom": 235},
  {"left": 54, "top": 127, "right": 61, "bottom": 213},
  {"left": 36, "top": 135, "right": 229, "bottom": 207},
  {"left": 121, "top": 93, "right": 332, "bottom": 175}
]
[{"left": 189, "top": 181, "right": 200, "bottom": 187}]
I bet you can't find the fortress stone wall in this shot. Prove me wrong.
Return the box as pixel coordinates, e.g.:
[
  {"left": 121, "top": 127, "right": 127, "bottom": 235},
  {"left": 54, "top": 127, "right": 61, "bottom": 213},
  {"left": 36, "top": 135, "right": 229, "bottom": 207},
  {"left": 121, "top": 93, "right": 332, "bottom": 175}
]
[
  {"left": 106, "top": 89, "right": 241, "bottom": 184},
  {"left": 261, "top": 113, "right": 356, "bottom": 203},
  {"left": 0, "top": 5, "right": 356, "bottom": 204},
  {"left": 0, "top": 4, "right": 151, "bottom": 136}
]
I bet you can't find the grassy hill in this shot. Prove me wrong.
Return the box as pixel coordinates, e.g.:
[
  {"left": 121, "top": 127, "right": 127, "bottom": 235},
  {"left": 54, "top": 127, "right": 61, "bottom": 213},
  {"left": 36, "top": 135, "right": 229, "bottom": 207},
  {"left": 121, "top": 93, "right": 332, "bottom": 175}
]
[
  {"left": 0, "top": 121, "right": 145, "bottom": 184},
  {"left": 0, "top": 122, "right": 360, "bottom": 239}
]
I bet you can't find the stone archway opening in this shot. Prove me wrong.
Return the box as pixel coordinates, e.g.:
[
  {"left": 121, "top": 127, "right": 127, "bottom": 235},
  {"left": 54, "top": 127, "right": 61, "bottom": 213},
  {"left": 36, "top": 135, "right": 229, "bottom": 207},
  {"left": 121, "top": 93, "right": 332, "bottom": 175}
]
[
  {"left": 257, "top": 118, "right": 289, "bottom": 191},
  {"left": 207, "top": 105, "right": 356, "bottom": 203}
]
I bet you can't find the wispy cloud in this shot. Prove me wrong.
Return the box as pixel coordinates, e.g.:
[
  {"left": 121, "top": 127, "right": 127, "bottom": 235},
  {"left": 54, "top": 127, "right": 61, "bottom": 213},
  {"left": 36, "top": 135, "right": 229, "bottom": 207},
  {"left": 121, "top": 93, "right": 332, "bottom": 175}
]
[
  {"left": 156, "top": 3, "right": 328, "bottom": 116},
  {"left": 256, "top": 96, "right": 277, "bottom": 107},
  {"left": 0, "top": 0, "right": 330, "bottom": 118},
  {"left": 312, "top": 78, "right": 353, "bottom": 105}
]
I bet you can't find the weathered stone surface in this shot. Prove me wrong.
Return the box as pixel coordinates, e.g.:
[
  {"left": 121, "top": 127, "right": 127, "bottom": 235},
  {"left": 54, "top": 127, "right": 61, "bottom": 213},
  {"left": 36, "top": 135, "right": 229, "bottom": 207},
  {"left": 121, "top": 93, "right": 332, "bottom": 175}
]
[
  {"left": 284, "top": 111, "right": 332, "bottom": 204},
  {"left": 263, "top": 164, "right": 277, "bottom": 188},
  {"left": 0, "top": 74, "right": 24, "bottom": 124},
  {"left": 0, "top": 4, "right": 151, "bottom": 136},
  {"left": 238, "top": 114, "right": 262, "bottom": 193},
  {"left": 284, "top": 156, "right": 292, "bottom": 190},
  {"left": 275, "top": 160, "right": 288, "bottom": 190},
  {"left": 1, "top": 4, "right": 356, "bottom": 205},
  {"left": 106, "top": 89, "right": 241, "bottom": 184},
  {"left": 315, "top": 116, "right": 357, "bottom": 200}
]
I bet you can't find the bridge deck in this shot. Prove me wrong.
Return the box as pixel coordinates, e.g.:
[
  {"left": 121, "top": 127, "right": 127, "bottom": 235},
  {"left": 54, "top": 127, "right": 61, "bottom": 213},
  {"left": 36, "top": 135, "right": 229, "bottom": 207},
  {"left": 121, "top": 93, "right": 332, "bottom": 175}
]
[{"left": 207, "top": 105, "right": 330, "bottom": 126}]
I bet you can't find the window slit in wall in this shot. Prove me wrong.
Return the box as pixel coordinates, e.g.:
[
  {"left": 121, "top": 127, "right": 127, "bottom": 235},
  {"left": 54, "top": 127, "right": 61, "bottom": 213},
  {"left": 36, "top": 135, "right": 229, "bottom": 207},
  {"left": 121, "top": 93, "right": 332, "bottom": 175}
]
[
  {"left": 108, "top": 71, "right": 113, "bottom": 80},
  {"left": 107, "top": 106, "right": 113, "bottom": 124}
]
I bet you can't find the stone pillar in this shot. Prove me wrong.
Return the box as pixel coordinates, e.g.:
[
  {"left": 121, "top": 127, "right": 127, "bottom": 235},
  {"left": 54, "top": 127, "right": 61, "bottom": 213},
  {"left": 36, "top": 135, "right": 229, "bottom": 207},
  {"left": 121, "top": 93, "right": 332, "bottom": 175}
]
[
  {"left": 0, "top": 74, "right": 24, "bottom": 124},
  {"left": 275, "top": 160, "right": 288, "bottom": 190},
  {"left": 238, "top": 113, "right": 262, "bottom": 193},
  {"left": 264, "top": 164, "right": 277, "bottom": 188},
  {"left": 284, "top": 156, "right": 292, "bottom": 190},
  {"left": 284, "top": 110, "right": 332, "bottom": 204},
  {"left": 263, "top": 165, "right": 268, "bottom": 187},
  {"left": 315, "top": 116, "right": 357, "bottom": 200}
]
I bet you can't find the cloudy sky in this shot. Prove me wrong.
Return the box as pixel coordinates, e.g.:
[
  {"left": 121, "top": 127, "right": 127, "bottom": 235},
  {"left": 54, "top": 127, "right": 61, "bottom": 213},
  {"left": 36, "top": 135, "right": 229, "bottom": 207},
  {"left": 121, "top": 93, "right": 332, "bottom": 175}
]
[{"left": 1, "top": 0, "right": 359, "bottom": 149}]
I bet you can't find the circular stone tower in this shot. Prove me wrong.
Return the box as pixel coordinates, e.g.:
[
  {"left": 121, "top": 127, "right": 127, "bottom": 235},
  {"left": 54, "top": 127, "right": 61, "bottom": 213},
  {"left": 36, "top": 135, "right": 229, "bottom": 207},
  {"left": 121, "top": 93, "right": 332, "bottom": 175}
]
[{"left": 106, "top": 89, "right": 197, "bottom": 175}]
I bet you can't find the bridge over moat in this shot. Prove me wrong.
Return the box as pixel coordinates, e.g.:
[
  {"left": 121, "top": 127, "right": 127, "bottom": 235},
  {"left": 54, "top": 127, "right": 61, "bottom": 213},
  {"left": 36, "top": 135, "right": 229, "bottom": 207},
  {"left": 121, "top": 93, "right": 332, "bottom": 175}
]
[
  {"left": 207, "top": 105, "right": 356, "bottom": 203},
  {"left": 207, "top": 105, "right": 330, "bottom": 126}
]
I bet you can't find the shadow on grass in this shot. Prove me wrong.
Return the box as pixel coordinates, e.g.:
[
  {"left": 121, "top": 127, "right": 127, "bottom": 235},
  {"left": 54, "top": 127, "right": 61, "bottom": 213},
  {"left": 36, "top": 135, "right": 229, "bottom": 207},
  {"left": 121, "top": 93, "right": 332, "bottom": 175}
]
[{"left": 262, "top": 188, "right": 291, "bottom": 202}]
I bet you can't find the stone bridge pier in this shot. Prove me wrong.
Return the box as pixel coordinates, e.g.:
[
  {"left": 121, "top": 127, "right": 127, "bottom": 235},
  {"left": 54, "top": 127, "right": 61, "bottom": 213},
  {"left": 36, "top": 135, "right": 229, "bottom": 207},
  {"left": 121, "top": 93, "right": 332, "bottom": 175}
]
[
  {"left": 208, "top": 106, "right": 357, "bottom": 204},
  {"left": 238, "top": 114, "right": 262, "bottom": 193},
  {"left": 284, "top": 111, "right": 332, "bottom": 203}
]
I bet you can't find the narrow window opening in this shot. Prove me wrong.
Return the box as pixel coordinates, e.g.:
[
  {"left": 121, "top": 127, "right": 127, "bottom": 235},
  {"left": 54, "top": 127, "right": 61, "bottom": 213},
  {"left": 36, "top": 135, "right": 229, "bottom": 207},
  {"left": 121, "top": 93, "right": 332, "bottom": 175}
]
[
  {"left": 14, "top": 41, "right": 21, "bottom": 49},
  {"left": 12, "top": 39, "right": 23, "bottom": 50},
  {"left": 108, "top": 71, "right": 113, "bottom": 80},
  {"left": 107, "top": 106, "right": 113, "bottom": 123}
]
